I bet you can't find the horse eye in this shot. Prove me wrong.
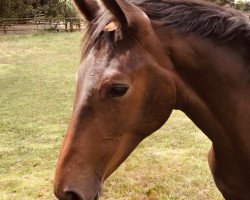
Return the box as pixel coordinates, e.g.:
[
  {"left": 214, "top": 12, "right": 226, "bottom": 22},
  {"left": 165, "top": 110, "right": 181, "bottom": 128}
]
[{"left": 107, "top": 84, "right": 129, "bottom": 98}]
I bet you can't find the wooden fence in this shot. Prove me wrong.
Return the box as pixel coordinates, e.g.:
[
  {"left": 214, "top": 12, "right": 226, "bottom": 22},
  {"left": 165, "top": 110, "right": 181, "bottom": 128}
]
[{"left": 0, "top": 17, "right": 85, "bottom": 34}]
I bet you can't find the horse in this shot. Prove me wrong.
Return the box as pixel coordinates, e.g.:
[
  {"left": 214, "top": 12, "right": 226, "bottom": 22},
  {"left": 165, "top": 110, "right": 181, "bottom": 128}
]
[{"left": 54, "top": 0, "right": 250, "bottom": 199}]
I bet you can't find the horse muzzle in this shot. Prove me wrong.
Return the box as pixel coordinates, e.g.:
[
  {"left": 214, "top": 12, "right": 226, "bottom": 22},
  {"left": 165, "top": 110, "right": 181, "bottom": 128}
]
[
  {"left": 54, "top": 188, "right": 100, "bottom": 200},
  {"left": 54, "top": 173, "right": 102, "bottom": 200}
]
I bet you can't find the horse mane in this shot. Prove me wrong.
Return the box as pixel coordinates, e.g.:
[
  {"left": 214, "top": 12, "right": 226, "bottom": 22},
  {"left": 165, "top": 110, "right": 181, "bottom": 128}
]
[
  {"left": 139, "top": 0, "right": 250, "bottom": 42},
  {"left": 83, "top": 0, "right": 250, "bottom": 56}
]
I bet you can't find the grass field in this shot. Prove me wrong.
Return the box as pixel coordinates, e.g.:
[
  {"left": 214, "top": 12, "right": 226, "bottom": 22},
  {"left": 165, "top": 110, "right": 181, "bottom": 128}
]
[{"left": 0, "top": 32, "right": 223, "bottom": 200}]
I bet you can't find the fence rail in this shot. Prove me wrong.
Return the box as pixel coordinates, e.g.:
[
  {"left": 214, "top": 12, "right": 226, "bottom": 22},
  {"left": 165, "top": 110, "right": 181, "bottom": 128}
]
[{"left": 0, "top": 17, "right": 85, "bottom": 34}]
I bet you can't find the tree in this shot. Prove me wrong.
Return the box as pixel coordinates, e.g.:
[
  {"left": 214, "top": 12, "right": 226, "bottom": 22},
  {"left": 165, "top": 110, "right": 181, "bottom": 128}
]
[
  {"left": 206, "top": 0, "right": 250, "bottom": 11},
  {"left": 234, "top": 1, "right": 250, "bottom": 11},
  {"left": 0, "top": 0, "right": 35, "bottom": 18},
  {"left": 63, "top": 0, "right": 77, "bottom": 18},
  {"left": 0, "top": 0, "right": 77, "bottom": 18},
  {"left": 207, "top": 0, "right": 233, "bottom": 5}
]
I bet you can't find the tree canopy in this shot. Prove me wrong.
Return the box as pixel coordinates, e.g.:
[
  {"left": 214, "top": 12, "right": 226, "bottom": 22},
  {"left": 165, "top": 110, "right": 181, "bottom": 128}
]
[
  {"left": 207, "top": 0, "right": 250, "bottom": 11},
  {"left": 0, "top": 0, "right": 76, "bottom": 18}
]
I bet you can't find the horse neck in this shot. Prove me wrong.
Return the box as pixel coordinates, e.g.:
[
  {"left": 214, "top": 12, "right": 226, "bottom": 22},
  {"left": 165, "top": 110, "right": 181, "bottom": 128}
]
[{"left": 165, "top": 33, "right": 250, "bottom": 153}]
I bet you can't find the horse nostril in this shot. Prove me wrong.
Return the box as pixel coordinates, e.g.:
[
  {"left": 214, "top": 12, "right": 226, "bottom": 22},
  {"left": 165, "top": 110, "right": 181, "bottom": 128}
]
[
  {"left": 94, "top": 193, "right": 99, "bottom": 200},
  {"left": 64, "top": 191, "right": 83, "bottom": 200}
]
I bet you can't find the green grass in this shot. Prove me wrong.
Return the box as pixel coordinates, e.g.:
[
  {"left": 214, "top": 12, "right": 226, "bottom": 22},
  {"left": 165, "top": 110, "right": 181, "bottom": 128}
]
[{"left": 0, "top": 32, "right": 223, "bottom": 200}]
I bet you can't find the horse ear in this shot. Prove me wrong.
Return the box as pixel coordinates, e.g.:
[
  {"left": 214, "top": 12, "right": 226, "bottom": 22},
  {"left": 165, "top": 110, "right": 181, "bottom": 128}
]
[
  {"left": 100, "top": 0, "right": 150, "bottom": 30},
  {"left": 101, "top": 0, "right": 169, "bottom": 70},
  {"left": 73, "top": 0, "right": 99, "bottom": 22}
]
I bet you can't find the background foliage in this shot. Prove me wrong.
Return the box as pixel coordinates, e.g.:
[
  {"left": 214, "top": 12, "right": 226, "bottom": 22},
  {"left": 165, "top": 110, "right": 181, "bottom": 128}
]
[
  {"left": 0, "top": 0, "right": 76, "bottom": 18},
  {"left": 207, "top": 0, "right": 250, "bottom": 11}
]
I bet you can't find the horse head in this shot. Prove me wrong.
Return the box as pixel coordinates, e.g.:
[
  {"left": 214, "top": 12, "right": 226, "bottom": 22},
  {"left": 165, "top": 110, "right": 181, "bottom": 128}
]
[{"left": 54, "top": 0, "right": 177, "bottom": 199}]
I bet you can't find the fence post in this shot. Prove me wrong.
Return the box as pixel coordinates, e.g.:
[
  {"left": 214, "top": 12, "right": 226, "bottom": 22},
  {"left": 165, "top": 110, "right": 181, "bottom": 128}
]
[
  {"left": 35, "top": 18, "right": 38, "bottom": 31},
  {"left": 70, "top": 18, "right": 73, "bottom": 32},
  {"left": 3, "top": 18, "right": 6, "bottom": 34},
  {"left": 77, "top": 19, "right": 81, "bottom": 30},
  {"left": 64, "top": 19, "right": 67, "bottom": 31}
]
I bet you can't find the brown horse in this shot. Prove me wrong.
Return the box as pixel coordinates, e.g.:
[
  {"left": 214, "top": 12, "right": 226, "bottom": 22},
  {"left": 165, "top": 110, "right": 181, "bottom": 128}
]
[{"left": 54, "top": 0, "right": 250, "bottom": 199}]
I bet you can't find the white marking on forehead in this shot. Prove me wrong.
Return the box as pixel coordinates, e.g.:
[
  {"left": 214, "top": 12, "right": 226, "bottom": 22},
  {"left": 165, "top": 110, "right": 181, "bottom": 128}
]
[
  {"left": 85, "top": 68, "right": 100, "bottom": 91},
  {"left": 75, "top": 59, "right": 100, "bottom": 103},
  {"left": 81, "top": 57, "right": 106, "bottom": 99}
]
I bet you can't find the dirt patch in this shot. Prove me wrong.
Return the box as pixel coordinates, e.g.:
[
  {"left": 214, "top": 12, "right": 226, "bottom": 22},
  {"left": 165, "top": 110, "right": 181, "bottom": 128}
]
[{"left": 0, "top": 22, "right": 85, "bottom": 35}]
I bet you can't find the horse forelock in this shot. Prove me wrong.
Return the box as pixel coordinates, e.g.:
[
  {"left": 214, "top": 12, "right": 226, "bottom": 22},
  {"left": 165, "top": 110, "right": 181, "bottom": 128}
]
[{"left": 83, "top": 0, "right": 250, "bottom": 58}]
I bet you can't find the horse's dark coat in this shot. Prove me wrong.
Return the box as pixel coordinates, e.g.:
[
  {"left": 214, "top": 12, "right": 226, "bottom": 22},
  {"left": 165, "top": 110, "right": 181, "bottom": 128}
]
[{"left": 54, "top": 1, "right": 250, "bottom": 200}]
